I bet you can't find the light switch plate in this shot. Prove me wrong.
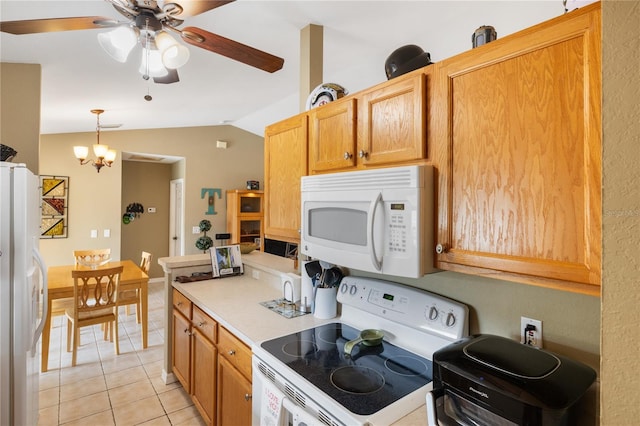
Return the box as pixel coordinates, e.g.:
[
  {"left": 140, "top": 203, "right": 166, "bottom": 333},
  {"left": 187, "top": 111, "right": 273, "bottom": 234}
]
[
  {"left": 90, "top": 229, "right": 98, "bottom": 238},
  {"left": 103, "top": 229, "right": 110, "bottom": 238},
  {"left": 192, "top": 226, "right": 200, "bottom": 234}
]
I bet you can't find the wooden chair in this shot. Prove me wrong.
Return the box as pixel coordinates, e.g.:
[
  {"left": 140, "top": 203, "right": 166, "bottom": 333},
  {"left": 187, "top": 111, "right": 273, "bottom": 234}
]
[
  {"left": 122, "top": 251, "right": 152, "bottom": 322},
  {"left": 73, "top": 248, "right": 111, "bottom": 266},
  {"left": 65, "top": 266, "right": 123, "bottom": 366}
]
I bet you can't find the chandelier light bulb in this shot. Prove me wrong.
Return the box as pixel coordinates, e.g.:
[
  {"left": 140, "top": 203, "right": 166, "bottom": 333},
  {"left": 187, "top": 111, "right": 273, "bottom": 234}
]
[{"left": 73, "top": 146, "right": 88, "bottom": 160}]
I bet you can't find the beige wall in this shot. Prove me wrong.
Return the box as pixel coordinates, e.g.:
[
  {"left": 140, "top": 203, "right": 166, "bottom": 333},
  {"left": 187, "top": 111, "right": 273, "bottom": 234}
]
[
  {"left": 601, "top": 0, "right": 640, "bottom": 423},
  {"left": 121, "top": 161, "right": 172, "bottom": 279},
  {"left": 0, "top": 63, "right": 40, "bottom": 172},
  {"left": 39, "top": 125, "right": 264, "bottom": 267}
]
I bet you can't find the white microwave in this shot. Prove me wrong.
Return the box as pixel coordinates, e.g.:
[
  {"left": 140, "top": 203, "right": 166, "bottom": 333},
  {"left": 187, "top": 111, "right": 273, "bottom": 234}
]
[{"left": 300, "top": 165, "right": 435, "bottom": 278}]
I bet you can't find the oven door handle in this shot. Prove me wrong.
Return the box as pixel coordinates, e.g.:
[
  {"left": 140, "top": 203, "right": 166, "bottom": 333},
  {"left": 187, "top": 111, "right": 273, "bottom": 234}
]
[
  {"left": 282, "top": 397, "right": 318, "bottom": 426},
  {"left": 426, "top": 387, "right": 444, "bottom": 426}
]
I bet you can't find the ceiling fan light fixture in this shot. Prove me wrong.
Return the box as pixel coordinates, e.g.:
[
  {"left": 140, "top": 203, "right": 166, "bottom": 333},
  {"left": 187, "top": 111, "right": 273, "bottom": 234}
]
[
  {"left": 155, "top": 31, "right": 190, "bottom": 69},
  {"left": 139, "top": 47, "right": 169, "bottom": 78},
  {"left": 97, "top": 25, "right": 137, "bottom": 63}
]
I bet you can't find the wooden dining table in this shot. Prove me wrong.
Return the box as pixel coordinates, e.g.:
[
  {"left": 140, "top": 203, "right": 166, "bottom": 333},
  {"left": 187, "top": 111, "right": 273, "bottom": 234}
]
[{"left": 42, "top": 259, "right": 149, "bottom": 372}]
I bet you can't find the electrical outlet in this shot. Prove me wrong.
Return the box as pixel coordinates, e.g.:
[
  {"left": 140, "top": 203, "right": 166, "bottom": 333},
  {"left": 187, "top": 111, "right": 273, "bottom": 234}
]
[
  {"left": 192, "top": 226, "right": 200, "bottom": 234},
  {"left": 521, "top": 317, "right": 543, "bottom": 348}
]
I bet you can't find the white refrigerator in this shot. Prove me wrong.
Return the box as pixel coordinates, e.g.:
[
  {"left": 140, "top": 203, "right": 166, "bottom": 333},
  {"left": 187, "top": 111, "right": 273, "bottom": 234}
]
[{"left": 0, "top": 162, "right": 47, "bottom": 426}]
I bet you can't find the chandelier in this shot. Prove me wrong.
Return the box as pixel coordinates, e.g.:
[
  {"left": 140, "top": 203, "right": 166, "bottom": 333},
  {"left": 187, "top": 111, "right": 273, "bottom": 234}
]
[{"left": 73, "top": 109, "right": 117, "bottom": 173}]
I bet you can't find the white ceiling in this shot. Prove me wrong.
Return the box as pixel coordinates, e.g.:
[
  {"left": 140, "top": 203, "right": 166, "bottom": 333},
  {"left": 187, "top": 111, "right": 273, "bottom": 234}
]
[{"left": 0, "top": 0, "right": 596, "bottom": 137}]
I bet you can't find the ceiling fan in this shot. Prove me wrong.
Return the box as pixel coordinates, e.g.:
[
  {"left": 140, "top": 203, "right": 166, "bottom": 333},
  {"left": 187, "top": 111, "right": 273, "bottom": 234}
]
[{"left": 0, "top": 0, "right": 284, "bottom": 84}]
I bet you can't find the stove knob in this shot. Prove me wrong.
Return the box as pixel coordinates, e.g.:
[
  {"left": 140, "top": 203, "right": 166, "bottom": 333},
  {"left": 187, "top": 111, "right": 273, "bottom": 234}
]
[
  {"left": 340, "top": 283, "right": 349, "bottom": 294},
  {"left": 445, "top": 312, "right": 456, "bottom": 327},
  {"left": 349, "top": 285, "right": 358, "bottom": 296},
  {"left": 428, "top": 306, "right": 439, "bottom": 321}
]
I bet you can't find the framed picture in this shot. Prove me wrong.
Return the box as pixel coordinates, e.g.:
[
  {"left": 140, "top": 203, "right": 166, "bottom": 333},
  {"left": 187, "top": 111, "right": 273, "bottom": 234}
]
[
  {"left": 209, "top": 244, "right": 244, "bottom": 278},
  {"left": 40, "top": 175, "right": 68, "bottom": 239}
]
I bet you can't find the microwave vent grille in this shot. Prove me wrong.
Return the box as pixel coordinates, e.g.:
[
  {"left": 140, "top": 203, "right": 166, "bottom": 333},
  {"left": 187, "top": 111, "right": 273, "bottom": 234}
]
[{"left": 302, "top": 165, "right": 427, "bottom": 191}]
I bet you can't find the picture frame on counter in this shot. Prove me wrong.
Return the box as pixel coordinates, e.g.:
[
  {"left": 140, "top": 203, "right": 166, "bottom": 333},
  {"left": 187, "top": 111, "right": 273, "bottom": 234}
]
[{"left": 209, "top": 244, "right": 244, "bottom": 278}]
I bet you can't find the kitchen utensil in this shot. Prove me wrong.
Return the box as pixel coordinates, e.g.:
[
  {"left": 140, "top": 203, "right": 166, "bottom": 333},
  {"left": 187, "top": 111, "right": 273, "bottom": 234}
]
[
  {"left": 323, "top": 267, "right": 343, "bottom": 288},
  {"left": 343, "top": 329, "right": 384, "bottom": 355},
  {"left": 304, "top": 260, "right": 322, "bottom": 278}
]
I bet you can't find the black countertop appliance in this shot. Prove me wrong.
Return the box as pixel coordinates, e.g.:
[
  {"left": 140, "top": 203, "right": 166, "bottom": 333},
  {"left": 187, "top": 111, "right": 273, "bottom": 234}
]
[{"left": 426, "top": 334, "right": 596, "bottom": 426}]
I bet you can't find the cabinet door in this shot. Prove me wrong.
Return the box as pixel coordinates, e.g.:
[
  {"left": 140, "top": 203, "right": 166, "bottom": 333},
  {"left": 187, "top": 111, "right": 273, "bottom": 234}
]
[
  {"left": 264, "top": 113, "right": 308, "bottom": 243},
  {"left": 434, "top": 4, "right": 601, "bottom": 294},
  {"left": 191, "top": 328, "right": 217, "bottom": 426},
  {"left": 308, "top": 98, "right": 357, "bottom": 173},
  {"left": 358, "top": 72, "right": 426, "bottom": 166},
  {"left": 217, "top": 355, "right": 252, "bottom": 426},
  {"left": 171, "top": 309, "right": 191, "bottom": 392}
]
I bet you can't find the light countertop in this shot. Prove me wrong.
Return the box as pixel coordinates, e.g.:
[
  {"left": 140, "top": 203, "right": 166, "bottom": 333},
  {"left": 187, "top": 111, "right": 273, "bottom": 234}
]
[{"left": 166, "top": 251, "right": 427, "bottom": 426}]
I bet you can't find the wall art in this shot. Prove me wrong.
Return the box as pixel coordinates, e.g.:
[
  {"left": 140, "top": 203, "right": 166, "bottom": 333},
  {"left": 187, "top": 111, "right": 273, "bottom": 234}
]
[{"left": 40, "top": 175, "right": 68, "bottom": 238}]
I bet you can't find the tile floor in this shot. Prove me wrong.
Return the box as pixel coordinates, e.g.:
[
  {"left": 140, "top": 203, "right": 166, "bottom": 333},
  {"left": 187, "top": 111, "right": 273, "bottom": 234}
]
[{"left": 38, "top": 281, "right": 206, "bottom": 426}]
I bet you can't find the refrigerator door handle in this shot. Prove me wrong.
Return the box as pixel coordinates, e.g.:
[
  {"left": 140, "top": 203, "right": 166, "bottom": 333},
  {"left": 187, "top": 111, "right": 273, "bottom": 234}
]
[{"left": 32, "top": 247, "right": 47, "bottom": 352}]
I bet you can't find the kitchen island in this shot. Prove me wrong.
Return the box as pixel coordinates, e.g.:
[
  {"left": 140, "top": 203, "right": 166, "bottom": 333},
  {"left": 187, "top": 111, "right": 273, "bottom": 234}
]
[{"left": 158, "top": 251, "right": 427, "bottom": 426}]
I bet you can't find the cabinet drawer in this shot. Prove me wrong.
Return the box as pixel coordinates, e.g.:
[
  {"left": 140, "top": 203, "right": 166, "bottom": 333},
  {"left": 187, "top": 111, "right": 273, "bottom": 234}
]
[
  {"left": 218, "top": 327, "right": 252, "bottom": 380},
  {"left": 192, "top": 305, "right": 217, "bottom": 343},
  {"left": 173, "top": 289, "right": 192, "bottom": 319}
]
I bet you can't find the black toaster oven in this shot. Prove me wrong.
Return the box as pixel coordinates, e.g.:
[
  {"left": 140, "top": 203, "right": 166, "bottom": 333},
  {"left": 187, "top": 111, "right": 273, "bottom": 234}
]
[{"left": 426, "top": 334, "right": 596, "bottom": 426}]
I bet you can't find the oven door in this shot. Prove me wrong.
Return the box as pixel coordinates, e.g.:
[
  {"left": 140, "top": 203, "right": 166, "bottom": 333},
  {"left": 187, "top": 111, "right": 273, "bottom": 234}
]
[
  {"left": 252, "top": 354, "right": 340, "bottom": 426},
  {"left": 426, "top": 388, "right": 518, "bottom": 426}
]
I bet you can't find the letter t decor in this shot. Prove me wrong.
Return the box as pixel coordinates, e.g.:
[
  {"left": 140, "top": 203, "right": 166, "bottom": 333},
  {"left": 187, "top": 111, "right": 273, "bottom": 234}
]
[{"left": 201, "top": 188, "right": 222, "bottom": 215}]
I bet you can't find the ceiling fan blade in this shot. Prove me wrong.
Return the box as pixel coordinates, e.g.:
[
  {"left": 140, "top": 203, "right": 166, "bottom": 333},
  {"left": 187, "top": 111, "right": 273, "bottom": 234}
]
[
  {"left": 153, "top": 69, "right": 180, "bottom": 84},
  {"left": 168, "top": 0, "right": 235, "bottom": 17},
  {"left": 0, "top": 17, "right": 117, "bottom": 35},
  {"left": 180, "top": 26, "right": 284, "bottom": 73}
]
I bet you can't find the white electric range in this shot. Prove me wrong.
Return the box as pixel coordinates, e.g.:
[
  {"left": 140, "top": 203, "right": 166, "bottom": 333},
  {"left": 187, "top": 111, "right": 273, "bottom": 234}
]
[{"left": 252, "top": 276, "right": 469, "bottom": 426}]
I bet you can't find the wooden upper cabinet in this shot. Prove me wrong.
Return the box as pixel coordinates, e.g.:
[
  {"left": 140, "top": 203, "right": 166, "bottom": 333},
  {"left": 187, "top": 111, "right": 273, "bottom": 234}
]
[
  {"left": 434, "top": 2, "right": 601, "bottom": 295},
  {"left": 308, "top": 70, "right": 429, "bottom": 174},
  {"left": 308, "top": 98, "right": 357, "bottom": 173},
  {"left": 358, "top": 71, "right": 427, "bottom": 167},
  {"left": 264, "top": 113, "right": 308, "bottom": 243}
]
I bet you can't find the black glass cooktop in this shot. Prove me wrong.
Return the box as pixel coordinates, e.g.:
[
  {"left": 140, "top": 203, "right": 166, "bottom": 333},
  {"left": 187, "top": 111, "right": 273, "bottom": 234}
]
[{"left": 260, "top": 323, "right": 432, "bottom": 415}]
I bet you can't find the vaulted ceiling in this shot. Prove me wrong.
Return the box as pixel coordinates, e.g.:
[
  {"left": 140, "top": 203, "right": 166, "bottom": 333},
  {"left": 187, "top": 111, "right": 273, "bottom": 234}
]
[{"left": 0, "top": 0, "right": 594, "bottom": 137}]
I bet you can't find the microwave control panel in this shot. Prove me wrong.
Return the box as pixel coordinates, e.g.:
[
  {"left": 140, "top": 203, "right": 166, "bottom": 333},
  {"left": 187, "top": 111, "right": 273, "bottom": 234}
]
[{"left": 387, "top": 204, "right": 409, "bottom": 253}]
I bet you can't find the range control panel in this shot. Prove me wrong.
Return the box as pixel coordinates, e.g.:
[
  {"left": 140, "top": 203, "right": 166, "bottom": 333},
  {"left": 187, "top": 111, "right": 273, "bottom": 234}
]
[{"left": 337, "top": 276, "right": 469, "bottom": 340}]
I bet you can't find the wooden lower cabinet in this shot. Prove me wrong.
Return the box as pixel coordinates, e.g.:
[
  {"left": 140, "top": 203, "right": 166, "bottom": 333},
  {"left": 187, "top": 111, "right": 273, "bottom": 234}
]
[
  {"left": 172, "top": 289, "right": 252, "bottom": 426},
  {"left": 191, "top": 310, "right": 217, "bottom": 426},
  {"left": 217, "top": 356, "right": 252, "bottom": 426},
  {"left": 217, "top": 327, "right": 253, "bottom": 426},
  {"left": 171, "top": 290, "right": 218, "bottom": 426}
]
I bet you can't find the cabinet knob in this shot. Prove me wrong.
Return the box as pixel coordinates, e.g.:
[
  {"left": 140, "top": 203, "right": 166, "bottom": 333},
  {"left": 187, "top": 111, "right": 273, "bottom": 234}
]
[
  {"left": 198, "top": 322, "right": 205, "bottom": 327},
  {"left": 228, "top": 349, "right": 236, "bottom": 356},
  {"left": 343, "top": 152, "right": 353, "bottom": 160},
  {"left": 435, "top": 244, "right": 448, "bottom": 254},
  {"left": 358, "top": 150, "right": 368, "bottom": 159},
  {"left": 244, "top": 393, "right": 252, "bottom": 401}
]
